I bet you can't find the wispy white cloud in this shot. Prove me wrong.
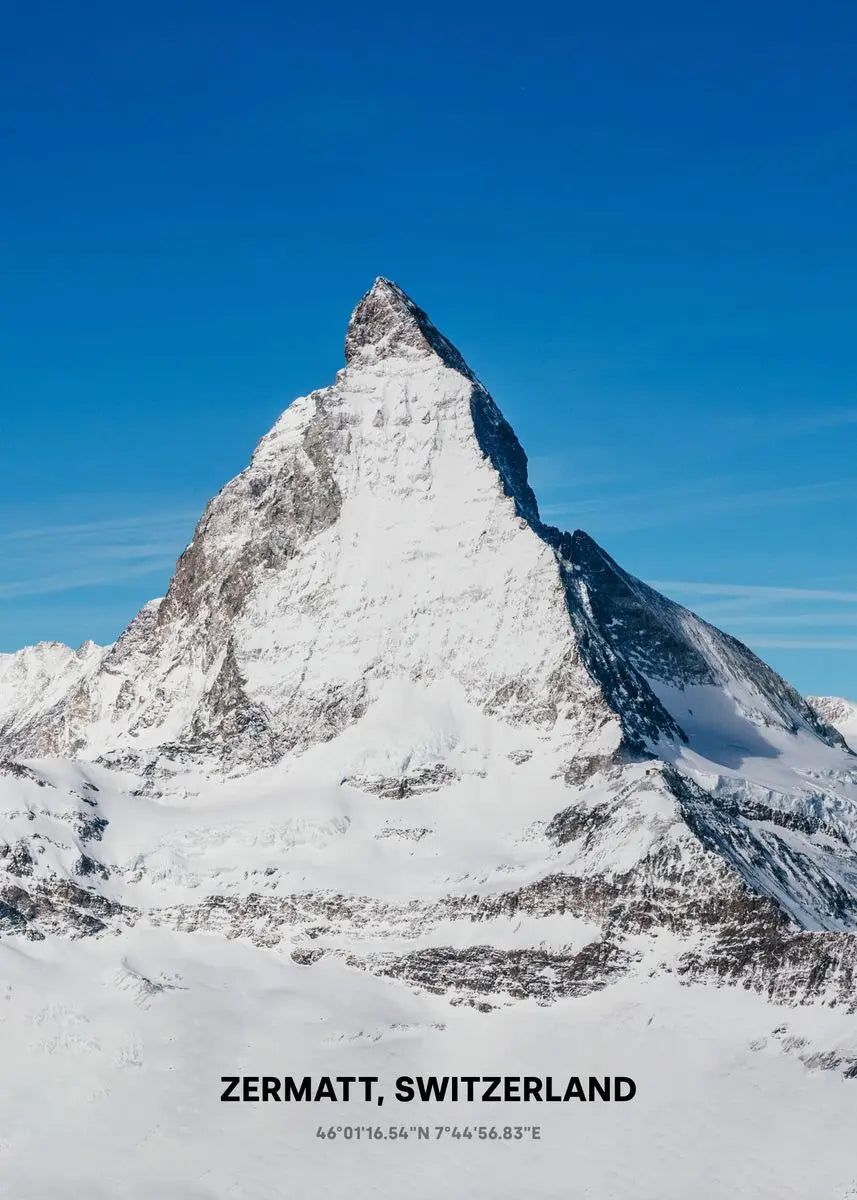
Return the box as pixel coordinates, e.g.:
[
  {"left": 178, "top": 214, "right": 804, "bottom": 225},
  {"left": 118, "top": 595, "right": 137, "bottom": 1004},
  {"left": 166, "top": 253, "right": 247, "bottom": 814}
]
[
  {"left": 647, "top": 578, "right": 857, "bottom": 654},
  {"left": 749, "top": 637, "right": 857, "bottom": 651},
  {"left": 541, "top": 478, "right": 854, "bottom": 534},
  {"left": 0, "top": 509, "right": 195, "bottom": 601},
  {"left": 728, "top": 410, "right": 857, "bottom": 440},
  {"left": 648, "top": 580, "right": 857, "bottom": 603},
  {"left": 0, "top": 511, "right": 198, "bottom": 544},
  {"left": 0, "top": 558, "right": 179, "bottom": 600},
  {"left": 714, "top": 611, "right": 857, "bottom": 628}
]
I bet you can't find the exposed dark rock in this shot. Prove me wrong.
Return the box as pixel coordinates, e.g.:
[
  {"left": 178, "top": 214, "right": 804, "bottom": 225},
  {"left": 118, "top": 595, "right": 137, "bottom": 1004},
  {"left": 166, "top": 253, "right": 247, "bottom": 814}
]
[
  {"left": 189, "top": 638, "right": 278, "bottom": 765},
  {"left": 291, "top": 946, "right": 325, "bottom": 966},
  {"left": 367, "top": 940, "right": 631, "bottom": 1002},
  {"left": 560, "top": 742, "right": 638, "bottom": 786},
  {"left": 345, "top": 278, "right": 477, "bottom": 381},
  {"left": 0, "top": 761, "right": 49, "bottom": 787},
  {"left": 75, "top": 813, "right": 108, "bottom": 842},
  {"left": 664, "top": 766, "right": 857, "bottom": 927},
  {"left": 0, "top": 878, "right": 128, "bottom": 939},
  {"left": 545, "top": 801, "right": 616, "bottom": 848},
  {"left": 75, "top": 854, "right": 109, "bottom": 880},
  {"left": 375, "top": 826, "right": 432, "bottom": 842},
  {"left": 343, "top": 764, "right": 458, "bottom": 798},
  {"left": 4, "top": 840, "right": 34, "bottom": 877},
  {"left": 469, "top": 383, "right": 541, "bottom": 526}
]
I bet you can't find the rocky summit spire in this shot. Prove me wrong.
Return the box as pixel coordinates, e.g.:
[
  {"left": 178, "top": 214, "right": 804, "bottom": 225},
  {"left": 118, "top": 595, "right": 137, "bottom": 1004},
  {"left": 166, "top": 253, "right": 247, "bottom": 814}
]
[{"left": 344, "top": 277, "right": 476, "bottom": 379}]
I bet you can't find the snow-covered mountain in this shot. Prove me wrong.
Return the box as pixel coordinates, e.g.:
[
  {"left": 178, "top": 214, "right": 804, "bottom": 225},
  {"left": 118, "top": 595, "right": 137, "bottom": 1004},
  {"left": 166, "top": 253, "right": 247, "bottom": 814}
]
[
  {"left": 809, "top": 695, "right": 857, "bottom": 751},
  {"left": 2, "top": 280, "right": 843, "bottom": 776},
  {"left": 2, "top": 279, "right": 857, "bottom": 1199}
]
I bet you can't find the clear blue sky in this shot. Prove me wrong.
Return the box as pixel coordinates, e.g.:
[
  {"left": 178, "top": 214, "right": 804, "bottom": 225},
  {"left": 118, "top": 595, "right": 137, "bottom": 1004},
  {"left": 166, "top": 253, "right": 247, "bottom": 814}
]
[{"left": 2, "top": 0, "right": 856, "bottom": 696}]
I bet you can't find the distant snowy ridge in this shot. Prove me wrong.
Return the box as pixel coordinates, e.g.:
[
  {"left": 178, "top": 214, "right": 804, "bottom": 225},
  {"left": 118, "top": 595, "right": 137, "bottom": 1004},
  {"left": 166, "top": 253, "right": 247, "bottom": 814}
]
[
  {"left": 809, "top": 695, "right": 857, "bottom": 751},
  {"left": 0, "top": 638, "right": 105, "bottom": 731}
]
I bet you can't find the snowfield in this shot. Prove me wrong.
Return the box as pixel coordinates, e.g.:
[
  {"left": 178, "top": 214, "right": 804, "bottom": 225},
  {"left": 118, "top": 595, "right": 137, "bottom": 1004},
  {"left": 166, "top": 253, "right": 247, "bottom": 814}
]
[{"left": 2, "top": 929, "right": 857, "bottom": 1200}]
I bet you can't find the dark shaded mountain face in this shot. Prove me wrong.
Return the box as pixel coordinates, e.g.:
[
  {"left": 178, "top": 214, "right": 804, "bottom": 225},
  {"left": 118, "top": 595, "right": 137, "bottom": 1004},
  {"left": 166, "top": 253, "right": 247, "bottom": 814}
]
[{"left": 1, "top": 276, "right": 857, "bottom": 1010}]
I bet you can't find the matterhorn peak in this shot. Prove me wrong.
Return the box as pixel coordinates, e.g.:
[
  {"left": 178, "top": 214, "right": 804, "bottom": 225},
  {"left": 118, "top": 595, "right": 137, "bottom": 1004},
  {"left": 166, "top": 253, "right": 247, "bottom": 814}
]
[
  {"left": 344, "top": 276, "right": 477, "bottom": 379},
  {"left": 0, "top": 278, "right": 847, "bottom": 787}
]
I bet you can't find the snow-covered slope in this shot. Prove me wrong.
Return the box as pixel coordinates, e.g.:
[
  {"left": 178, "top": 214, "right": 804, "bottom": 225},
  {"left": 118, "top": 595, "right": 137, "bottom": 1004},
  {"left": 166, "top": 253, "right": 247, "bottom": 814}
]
[
  {"left": 810, "top": 695, "right": 857, "bottom": 751},
  {"left": 2, "top": 279, "right": 857, "bottom": 1198},
  {"left": 0, "top": 639, "right": 104, "bottom": 734}
]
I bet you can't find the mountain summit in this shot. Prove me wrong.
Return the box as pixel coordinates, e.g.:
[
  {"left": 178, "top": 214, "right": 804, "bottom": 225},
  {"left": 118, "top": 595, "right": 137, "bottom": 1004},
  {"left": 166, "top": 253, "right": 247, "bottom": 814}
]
[{"left": 344, "top": 276, "right": 477, "bottom": 378}]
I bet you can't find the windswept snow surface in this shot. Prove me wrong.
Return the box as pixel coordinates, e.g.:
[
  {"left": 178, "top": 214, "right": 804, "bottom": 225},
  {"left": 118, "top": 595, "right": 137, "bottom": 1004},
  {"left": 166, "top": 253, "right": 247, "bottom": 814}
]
[{"left": 1, "top": 280, "right": 856, "bottom": 1198}]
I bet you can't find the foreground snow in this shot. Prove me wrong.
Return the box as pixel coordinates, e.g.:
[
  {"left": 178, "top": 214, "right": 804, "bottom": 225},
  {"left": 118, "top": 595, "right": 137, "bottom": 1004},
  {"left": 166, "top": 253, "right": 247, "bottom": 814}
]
[{"left": 0, "top": 926, "right": 855, "bottom": 1200}]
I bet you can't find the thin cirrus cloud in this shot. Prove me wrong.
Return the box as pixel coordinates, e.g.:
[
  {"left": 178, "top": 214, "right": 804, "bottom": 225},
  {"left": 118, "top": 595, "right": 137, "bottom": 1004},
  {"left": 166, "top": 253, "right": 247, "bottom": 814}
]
[
  {"left": 649, "top": 579, "right": 857, "bottom": 654},
  {"left": 538, "top": 477, "right": 855, "bottom": 534},
  {"left": 749, "top": 638, "right": 857, "bottom": 651},
  {"left": 708, "top": 611, "right": 857, "bottom": 628},
  {"left": 0, "top": 511, "right": 197, "bottom": 545},
  {"left": 2, "top": 503, "right": 855, "bottom": 659},
  {"left": 647, "top": 581, "right": 857, "bottom": 603},
  {"left": 0, "top": 510, "right": 197, "bottom": 601},
  {"left": 727, "top": 409, "right": 857, "bottom": 440}
]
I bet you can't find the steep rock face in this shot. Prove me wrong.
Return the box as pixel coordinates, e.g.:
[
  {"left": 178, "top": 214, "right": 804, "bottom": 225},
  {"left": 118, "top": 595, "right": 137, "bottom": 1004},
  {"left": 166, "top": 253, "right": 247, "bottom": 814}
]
[
  {"left": 551, "top": 531, "right": 848, "bottom": 760},
  {"left": 344, "top": 277, "right": 478, "bottom": 382}
]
